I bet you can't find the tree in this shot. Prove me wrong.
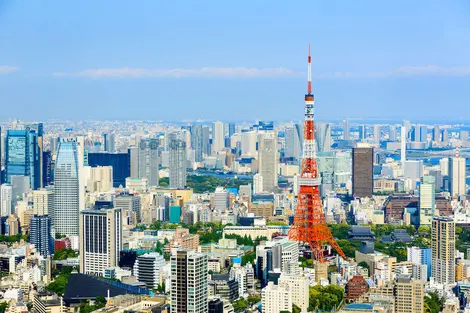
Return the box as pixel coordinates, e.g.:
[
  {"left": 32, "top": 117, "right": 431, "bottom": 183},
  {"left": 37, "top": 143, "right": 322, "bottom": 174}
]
[
  {"left": 292, "top": 304, "right": 301, "bottom": 313},
  {"left": 308, "top": 285, "right": 344, "bottom": 311},
  {"left": 0, "top": 302, "right": 8, "bottom": 313},
  {"left": 424, "top": 291, "right": 444, "bottom": 313},
  {"left": 232, "top": 298, "right": 248, "bottom": 312}
]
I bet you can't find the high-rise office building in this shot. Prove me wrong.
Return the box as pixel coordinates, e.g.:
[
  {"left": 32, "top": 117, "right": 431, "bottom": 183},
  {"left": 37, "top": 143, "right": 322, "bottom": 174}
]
[
  {"left": 53, "top": 139, "right": 80, "bottom": 236},
  {"left": 32, "top": 188, "right": 54, "bottom": 216},
  {"left": 190, "top": 125, "right": 204, "bottom": 163},
  {"left": 442, "top": 129, "right": 449, "bottom": 144},
  {"left": 278, "top": 275, "right": 309, "bottom": 312},
  {"left": 315, "top": 122, "right": 330, "bottom": 153},
  {"left": 419, "top": 125, "right": 427, "bottom": 142},
  {"left": 412, "top": 125, "right": 421, "bottom": 142},
  {"left": 79, "top": 207, "right": 122, "bottom": 276},
  {"left": 202, "top": 126, "right": 211, "bottom": 156},
  {"left": 461, "top": 130, "right": 469, "bottom": 142},
  {"left": 449, "top": 156, "right": 466, "bottom": 197},
  {"left": 358, "top": 125, "right": 366, "bottom": 141},
  {"left": 343, "top": 120, "right": 350, "bottom": 140},
  {"left": 407, "top": 247, "right": 432, "bottom": 281},
  {"left": 5, "top": 128, "right": 40, "bottom": 190},
  {"left": 373, "top": 125, "right": 381, "bottom": 144},
  {"left": 169, "top": 138, "right": 187, "bottom": 189},
  {"left": 137, "top": 139, "right": 159, "bottom": 187},
  {"left": 401, "top": 125, "right": 407, "bottom": 163},
  {"left": 133, "top": 252, "right": 166, "bottom": 289},
  {"left": 114, "top": 193, "right": 141, "bottom": 223},
  {"left": 213, "top": 187, "right": 230, "bottom": 211},
  {"left": 228, "top": 123, "right": 236, "bottom": 138},
  {"left": 431, "top": 217, "right": 455, "bottom": 284},
  {"left": 212, "top": 122, "right": 225, "bottom": 155},
  {"left": 170, "top": 249, "right": 208, "bottom": 313},
  {"left": 103, "top": 133, "right": 116, "bottom": 153},
  {"left": 42, "top": 150, "right": 53, "bottom": 187},
  {"left": 0, "top": 184, "right": 13, "bottom": 217},
  {"left": 30, "top": 215, "right": 54, "bottom": 257},
  {"left": 433, "top": 126, "right": 441, "bottom": 143},
  {"left": 352, "top": 147, "right": 373, "bottom": 198},
  {"left": 419, "top": 176, "right": 435, "bottom": 226},
  {"left": 258, "top": 133, "right": 278, "bottom": 193},
  {"left": 395, "top": 275, "right": 424, "bottom": 313},
  {"left": 285, "top": 124, "right": 302, "bottom": 160}
]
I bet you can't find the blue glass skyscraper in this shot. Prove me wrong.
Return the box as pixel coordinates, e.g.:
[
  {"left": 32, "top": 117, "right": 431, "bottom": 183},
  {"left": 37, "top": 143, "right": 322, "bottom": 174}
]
[{"left": 5, "top": 129, "right": 40, "bottom": 189}]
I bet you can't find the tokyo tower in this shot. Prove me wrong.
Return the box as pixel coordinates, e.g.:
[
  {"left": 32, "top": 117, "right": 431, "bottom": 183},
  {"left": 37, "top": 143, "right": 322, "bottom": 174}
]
[{"left": 288, "top": 45, "right": 346, "bottom": 263}]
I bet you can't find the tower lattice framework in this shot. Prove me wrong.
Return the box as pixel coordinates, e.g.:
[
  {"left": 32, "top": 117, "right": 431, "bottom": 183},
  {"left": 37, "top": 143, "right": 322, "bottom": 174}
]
[{"left": 288, "top": 45, "right": 346, "bottom": 263}]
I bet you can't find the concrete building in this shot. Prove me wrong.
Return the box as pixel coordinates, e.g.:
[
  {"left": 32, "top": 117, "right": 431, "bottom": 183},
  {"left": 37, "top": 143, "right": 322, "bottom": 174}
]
[
  {"left": 0, "top": 184, "right": 13, "bottom": 217},
  {"left": 431, "top": 217, "right": 455, "bottom": 284},
  {"left": 278, "top": 274, "right": 309, "bottom": 312},
  {"left": 170, "top": 249, "right": 208, "bottom": 313},
  {"left": 30, "top": 214, "right": 54, "bottom": 257},
  {"left": 169, "top": 138, "right": 187, "bottom": 189},
  {"left": 213, "top": 187, "right": 230, "bottom": 211},
  {"left": 407, "top": 247, "right": 431, "bottom": 281},
  {"left": 84, "top": 166, "right": 113, "bottom": 192},
  {"left": 6, "top": 214, "right": 19, "bottom": 235},
  {"left": 449, "top": 156, "right": 466, "bottom": 197},
  {"left": 32, "top": 188, "right": 54, "bottom": 216},
  {"left": 352, "top": 147, "right": 373, "bottom": 198},
  {"left": 212, "top": 122, "right": 225, "bottom": 155},
  {"left": 114, "top": 193, "right": 141, "bottom": 223},
  {"left": 419, "top": 176, "right": 435, "bottom": 226},
  {"left": 261, "top": 281, "right": 292, "bottom": 313},
  {"left": 79, "top": 207, "right": 122, "bottom": 276},
  {"left": 137, "top": 138, "right": 160, "bottom": 187},
  {"left": 258, "top": 133, "right": 278, "bottom": 193},
  {"left": 395, "top": 275, "right": 424, "bottom": 313},
  {"left": 133, "top": 252, "right": 166, "bottom": 289}
]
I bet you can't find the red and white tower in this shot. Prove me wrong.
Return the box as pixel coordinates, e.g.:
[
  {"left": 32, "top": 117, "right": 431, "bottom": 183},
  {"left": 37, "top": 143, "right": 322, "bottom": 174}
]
[{"left": 288, "top": 45, "right": 346, "bottom": 262}]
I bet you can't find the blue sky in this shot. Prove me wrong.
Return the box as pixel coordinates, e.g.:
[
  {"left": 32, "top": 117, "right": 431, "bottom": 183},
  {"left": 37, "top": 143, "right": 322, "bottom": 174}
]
[{"left": 0, "top": 1, "right": 470, "bottom": 122}]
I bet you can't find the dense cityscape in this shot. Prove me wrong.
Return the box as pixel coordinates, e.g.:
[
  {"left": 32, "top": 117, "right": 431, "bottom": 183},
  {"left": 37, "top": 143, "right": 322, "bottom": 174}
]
[
  {"left": 0, "top": 46, "right": 469, "bottom": 313},
  {"left": 2, "top": 1, "right": 470, "bottom": 313}
]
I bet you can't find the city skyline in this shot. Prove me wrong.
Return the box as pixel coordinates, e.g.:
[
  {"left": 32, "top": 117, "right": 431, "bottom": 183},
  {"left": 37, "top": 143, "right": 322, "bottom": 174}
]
[{"left": 1, "top": 1, "right": 470, "bottom": 121}]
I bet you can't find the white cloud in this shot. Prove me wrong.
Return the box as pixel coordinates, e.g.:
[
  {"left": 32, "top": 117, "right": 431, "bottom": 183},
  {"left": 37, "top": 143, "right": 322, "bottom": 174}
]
[
  {"left": 0, "top": 66, "right": 18, "bottom": 74},
  {"left": 54, "top": 67, "right": 299, "bottom": 78}
]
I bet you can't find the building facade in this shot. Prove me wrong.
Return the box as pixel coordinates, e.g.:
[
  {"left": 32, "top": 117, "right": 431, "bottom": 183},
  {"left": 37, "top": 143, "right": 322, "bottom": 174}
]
[
  {"left": 352, "top": 147, "right": 373, "bottom": 198},
  {"left": 30, "top": 215, "right": 54, "bottom": 256},
  {"left": 79, "top": 208, "right": 122, "bottom": 276},
  {"left": 431, "top": 217, "right": 455, "bottom": 284}
]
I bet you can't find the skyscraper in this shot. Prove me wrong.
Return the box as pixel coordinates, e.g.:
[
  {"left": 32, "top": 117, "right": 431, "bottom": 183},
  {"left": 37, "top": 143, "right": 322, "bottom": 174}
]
[
  {"left": 258, "top": 133, "right": 278, "bottom": 193},
  {"left": 412, "top": 125, "right": 421, "bottom": 142},
  {"left": 228, "top": 123, "right": 236, "bottom": 138},
  {"left": 133, "top": 252, "right": 166, "bottom": 289},
  {"left": 170, "top": 249, "right": 208, "bottom": 313},
  {"left": 202, "top": 126, "right": 211, "bottom": 156},
  {"left": 212, "top": 121, "right": 225, "bottom": 155},
  {"left": 79, "top": 207, "right": 122, "bottom": 276},
  {"left": 0, "top": 184, "right": 13, "bottom": 217},
  {"left": 343, "top": 120, "right": 350, "bottom": 140},
  {"left": 419, "top": 125, "right": 428, "bottom": 142},
  {"left": 315, "top": 122, "right": 330, "bottom": 153},
  {"left": 352, "top": 147, "right": 373, "bottom": 198},
  {"left": 285, "top": 124, "right": 302, "bottom": 160},
  {"left": 30, "top": 214, "right": 54, "bottom": 256},
  {"left": 449, "top": 156, "right": 466, "bottom": 197},
  {"left": 373, "top": 125, "right": 381, "bottom": 144},
  {"left": 103, "top": 133, "right": 116, "bottom": 153},
  {"left": 419, "top": 176, "right": 435, "bottom": 226},
  {"left": 395, "top": 275, "right": 424, "bottom": 313},
  {"left": 433, "top": 125, "right": 441, "bottom": 143},
  {"left": 190, "top": 125, "right": 204, "bottom": 163},
  {"left": 5, "top": 128, "right": 40, "bottom": 189},
  {"left": 431, "top": 217, "right": 455, "bottom": 284},
  {"left": 401, "top": 125, "right": 407, "bottom": 163},
  {"left": 169, "top": 138, "right": 187, "bottom": 189},
  {"left": 53, "top": 139, "right": 80, "bottom": 236},
  {"left": 358, "top": 125, "right": 366, "bottom": 141},
  {"left": 23, "top": 122, "right": 44, "bottom": 188},
  {"left": 137, "top": 139, "right": 159, "bottom": 186},
  {"left": 42, "top": 150, "right": 53, "bottom": 187},
  {"left": 389, "top": 125, "right": 397, "bottom": 141}
]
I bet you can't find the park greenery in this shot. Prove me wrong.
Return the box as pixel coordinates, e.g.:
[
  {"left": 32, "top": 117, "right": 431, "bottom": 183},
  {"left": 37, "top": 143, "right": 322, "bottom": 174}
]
[
  {"left": 53, "top": 248, "right": 78, "bottom": 260},
  {"left": 46, "top": 267, "right": 73, "bottom": 296},
  {"left": 0, "top": 234, "right": 28, "bottom": 243},
  {"left": 309, "top": 285, "right": 344, "bottom": 311},
  {"left": 0, "top": 303, "right": 7, "bottom": 313},
  {"left": 232, "top": 295, "right": 262, "bottom": 312},
  {"left": 159, "top": 175, "right": 252, "bottom": 193}
]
